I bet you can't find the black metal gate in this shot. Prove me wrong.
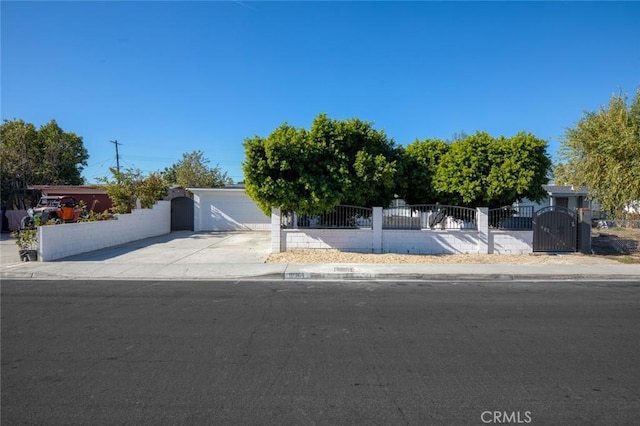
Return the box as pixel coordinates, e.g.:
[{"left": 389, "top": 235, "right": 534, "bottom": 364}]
[
  {"left": 171, "top": 196, "right": 194, "bottom": 231},
  {"left": 533, "top": 206, "right": 577, "bottom": 252}
]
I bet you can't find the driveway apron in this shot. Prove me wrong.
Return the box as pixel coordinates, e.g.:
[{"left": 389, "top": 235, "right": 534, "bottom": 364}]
[
  {"left": 1, "top": 231, "right": 272, "bottom": 266},
  {"left": 72, "top": 231, "right": 271, "bottom": 264}
]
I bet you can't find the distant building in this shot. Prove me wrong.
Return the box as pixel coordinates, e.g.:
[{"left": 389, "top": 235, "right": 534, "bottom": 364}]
[
  {"left": 516, "top": 185, "right": 599, "bottom": 216},
  {"left": 28, "top": 185, "right": 112, "bottom": 213}
]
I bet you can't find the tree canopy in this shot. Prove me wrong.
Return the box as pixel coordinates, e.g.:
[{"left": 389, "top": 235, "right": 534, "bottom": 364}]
[
  {"left": 557, "top": 89, "right": 640, "bottom": 216},
  {"left": 99, "top": 167, "right": 168, "bottom": 214},
  {"left": 1, "top": 119, "right": 89, "bottom": 209},
  {"left": 162, "top": 150, "right": 232, "bottom": 188},
  {"left": 399, "top": 132, "right": 551, "bottom": 207},
  {"left": 242, "top": 114, "right": 399, "bottom": 215},
  {"left": 243, "top": 114, "right": 552, "bottom": 213},
  {"left": 396, "top": 138, "right": 450, "bottom": 204}
]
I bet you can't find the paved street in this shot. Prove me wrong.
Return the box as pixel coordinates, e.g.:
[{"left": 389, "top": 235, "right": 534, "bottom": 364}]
[{"left": 2, "top": 279, "right": 639, "bottom": 425}]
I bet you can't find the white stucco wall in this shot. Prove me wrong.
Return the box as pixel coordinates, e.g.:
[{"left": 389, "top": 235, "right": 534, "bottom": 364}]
[
  {"left": 189, "top": 188, "right": 270, "bottom": 231},
  {"left": 39, "top": 201, "right": 170, "bottom": 261}
]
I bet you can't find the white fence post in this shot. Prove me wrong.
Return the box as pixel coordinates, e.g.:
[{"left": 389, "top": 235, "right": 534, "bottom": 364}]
[
  {"left": 271, "top": 207, "right": 281, "bottom": 253},
  {"left": 38, "top": 226, "right": 44, "bottom": 261},
  {"left": 373, "top": 207, "right": 382, "bottom": 253},
  {"left": 477, "top": 207, "right": 490, "bottom": 254}
]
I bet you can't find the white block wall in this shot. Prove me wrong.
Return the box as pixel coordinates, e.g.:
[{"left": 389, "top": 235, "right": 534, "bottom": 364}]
[
  {"left": 280, "top": 228, "right": 533, "bottom": 255},
  {"left": 39, "top": 201, "right": 170, "bottom": 261},
  {"left": 382, "top": 230, "right": 479, "bottom": 254},
  {"left": 282, "top": 229, "right": 374, "bottom": 252},
  {"left": 491, "top": 231, "right": 534, "bottom": 254}
]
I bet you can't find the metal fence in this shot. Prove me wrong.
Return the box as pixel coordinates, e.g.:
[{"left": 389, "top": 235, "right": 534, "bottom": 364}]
[
  {"left": 488, "top": 206, "right": 534, "bottom": 230},
  {"left": 280, "top": 205, "right": 373, "bottom": 229},
  {"left": 281, "top": 204, "right": 539, "bottom": 231},
  {"left": 382, "top": 204, "right": 477, "bottom": 230},
  {"left": 595, "top": 219, "right": 640, "bottom": 229}
]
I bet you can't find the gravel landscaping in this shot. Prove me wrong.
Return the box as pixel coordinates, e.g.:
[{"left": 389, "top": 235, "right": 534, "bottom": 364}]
[{"left": 267, "top": 251, "right": 617, "bottom": 265}]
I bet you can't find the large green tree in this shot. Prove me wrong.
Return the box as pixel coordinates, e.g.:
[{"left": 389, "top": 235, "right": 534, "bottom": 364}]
[
  {"left": 433, "top": 132, "right": 495, "bottom": 206},
  {"left": 551, "top": 162, "right": 573, "bottom": 187},
  {"left": 557, "top": 89, "right": 640, "bottom": 216},
  {"left": 485, "top": 132, "right": 551, "bottom": 205},
  {"left": 242, "top": 114, "right": 399, "bottom": 215},
  {"left": 1, "top": 119, "right": 88, "bottom": 209},
  {"left": 309, "top": 114, "right": 398, "bottom": 207},
  {"left": 0, "top": 120, "right": 37, "bottom": 209},
  {"left": 432, "top": 131, "right": 551, "bottom": 207},
  {"left": 162, "top": 150, "right": 232, "bottom": 188},
  {"left": 396, "top": 138, "right": 450, "bottom": 204}
]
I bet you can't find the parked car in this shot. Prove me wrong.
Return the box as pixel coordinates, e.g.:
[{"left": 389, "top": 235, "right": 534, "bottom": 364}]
[{"left": 20, "top": 196, "right": 87, "bottom": 229}]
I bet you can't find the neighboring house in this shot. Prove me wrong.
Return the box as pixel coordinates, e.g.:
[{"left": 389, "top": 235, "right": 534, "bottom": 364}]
[
  {"left": 29, "top": 185, "right": 112, "bottom": 213},
  {"left": 2, "top": 185, "right": 112, "bottom": 232},
  {"left": 516, "top": 185, "right": 600, "bottom": 216},
  {"left": 541, "top": 185, "right": 591, "bottom": 210}
]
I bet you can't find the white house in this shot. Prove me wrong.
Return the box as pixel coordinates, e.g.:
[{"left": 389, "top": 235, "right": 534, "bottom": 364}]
[{"left": 517, "top": 185, "right": 598, "bottom": 214}]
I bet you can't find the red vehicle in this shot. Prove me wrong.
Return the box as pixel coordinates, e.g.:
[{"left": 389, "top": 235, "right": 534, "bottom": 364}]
[{"left": 21, "top": 196, "right": 87, "bottom": 229}]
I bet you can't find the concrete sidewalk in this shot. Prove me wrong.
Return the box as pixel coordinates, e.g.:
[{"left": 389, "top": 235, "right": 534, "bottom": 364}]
[
  {"left": 2, "top": 260, "right": 639, "bottom": 281},
  {"left": 1, "top": 231, "right": 639, "bottom": 281}
]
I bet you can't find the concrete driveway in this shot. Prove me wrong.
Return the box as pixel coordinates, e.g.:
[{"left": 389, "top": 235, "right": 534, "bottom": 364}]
[
  {"left": 1, "top": 231, "right": 272, "bottom": 265},
  {"left": 1, "top": 233, "right": 22, "bottom": 267}
]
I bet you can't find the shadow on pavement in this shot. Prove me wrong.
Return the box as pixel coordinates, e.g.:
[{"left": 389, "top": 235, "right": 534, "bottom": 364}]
[{"left": 58, "top": 231, "right": 230, "bottom": 262}]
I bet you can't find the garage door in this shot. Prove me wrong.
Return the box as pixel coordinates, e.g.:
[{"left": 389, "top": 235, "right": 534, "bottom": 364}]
[{"left": 194, "top": 190, "right": 270, "bottom": 231}]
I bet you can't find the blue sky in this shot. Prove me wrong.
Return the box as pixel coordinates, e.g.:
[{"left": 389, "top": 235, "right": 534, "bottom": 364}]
[{"left": 2, "top": 1, "right": 639, "bottom": 184}]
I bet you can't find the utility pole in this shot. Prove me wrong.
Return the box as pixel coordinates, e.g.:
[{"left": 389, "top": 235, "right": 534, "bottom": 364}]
[{"left": 109, "top": 140, "right": 121, "bottom": 174}]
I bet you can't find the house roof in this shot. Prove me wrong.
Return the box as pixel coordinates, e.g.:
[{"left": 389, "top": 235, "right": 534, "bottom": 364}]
[
  {"left": 542, "top": 185, "right": 588, "bottom": 196},
  {"left": 186, "top": 184, "right": 245, "bottom": 192},
  {"left": 186, "top": 187, "right": 245, "bottom": 193},
  {"left": 28, "top": 185, "right": 108, "bottom": 195}
]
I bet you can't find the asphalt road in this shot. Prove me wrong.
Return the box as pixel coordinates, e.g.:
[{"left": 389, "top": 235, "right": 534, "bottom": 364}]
[{"left": 2, "top": 279, "right": 639, "bottom": 425}]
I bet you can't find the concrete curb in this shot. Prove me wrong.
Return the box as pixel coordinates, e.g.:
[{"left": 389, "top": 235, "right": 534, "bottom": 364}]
[
  {"left": 279, "top": 263, "right": 640, "bottom": 282},
  {"left": 1, "top": 272, "right": 287, "bottom": 281},
  {"left": 283, "top": 272, "right": 640, "bottom": 281},
  {"left": 3, "top": 269, "right": 640, "bottom": 282}
]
